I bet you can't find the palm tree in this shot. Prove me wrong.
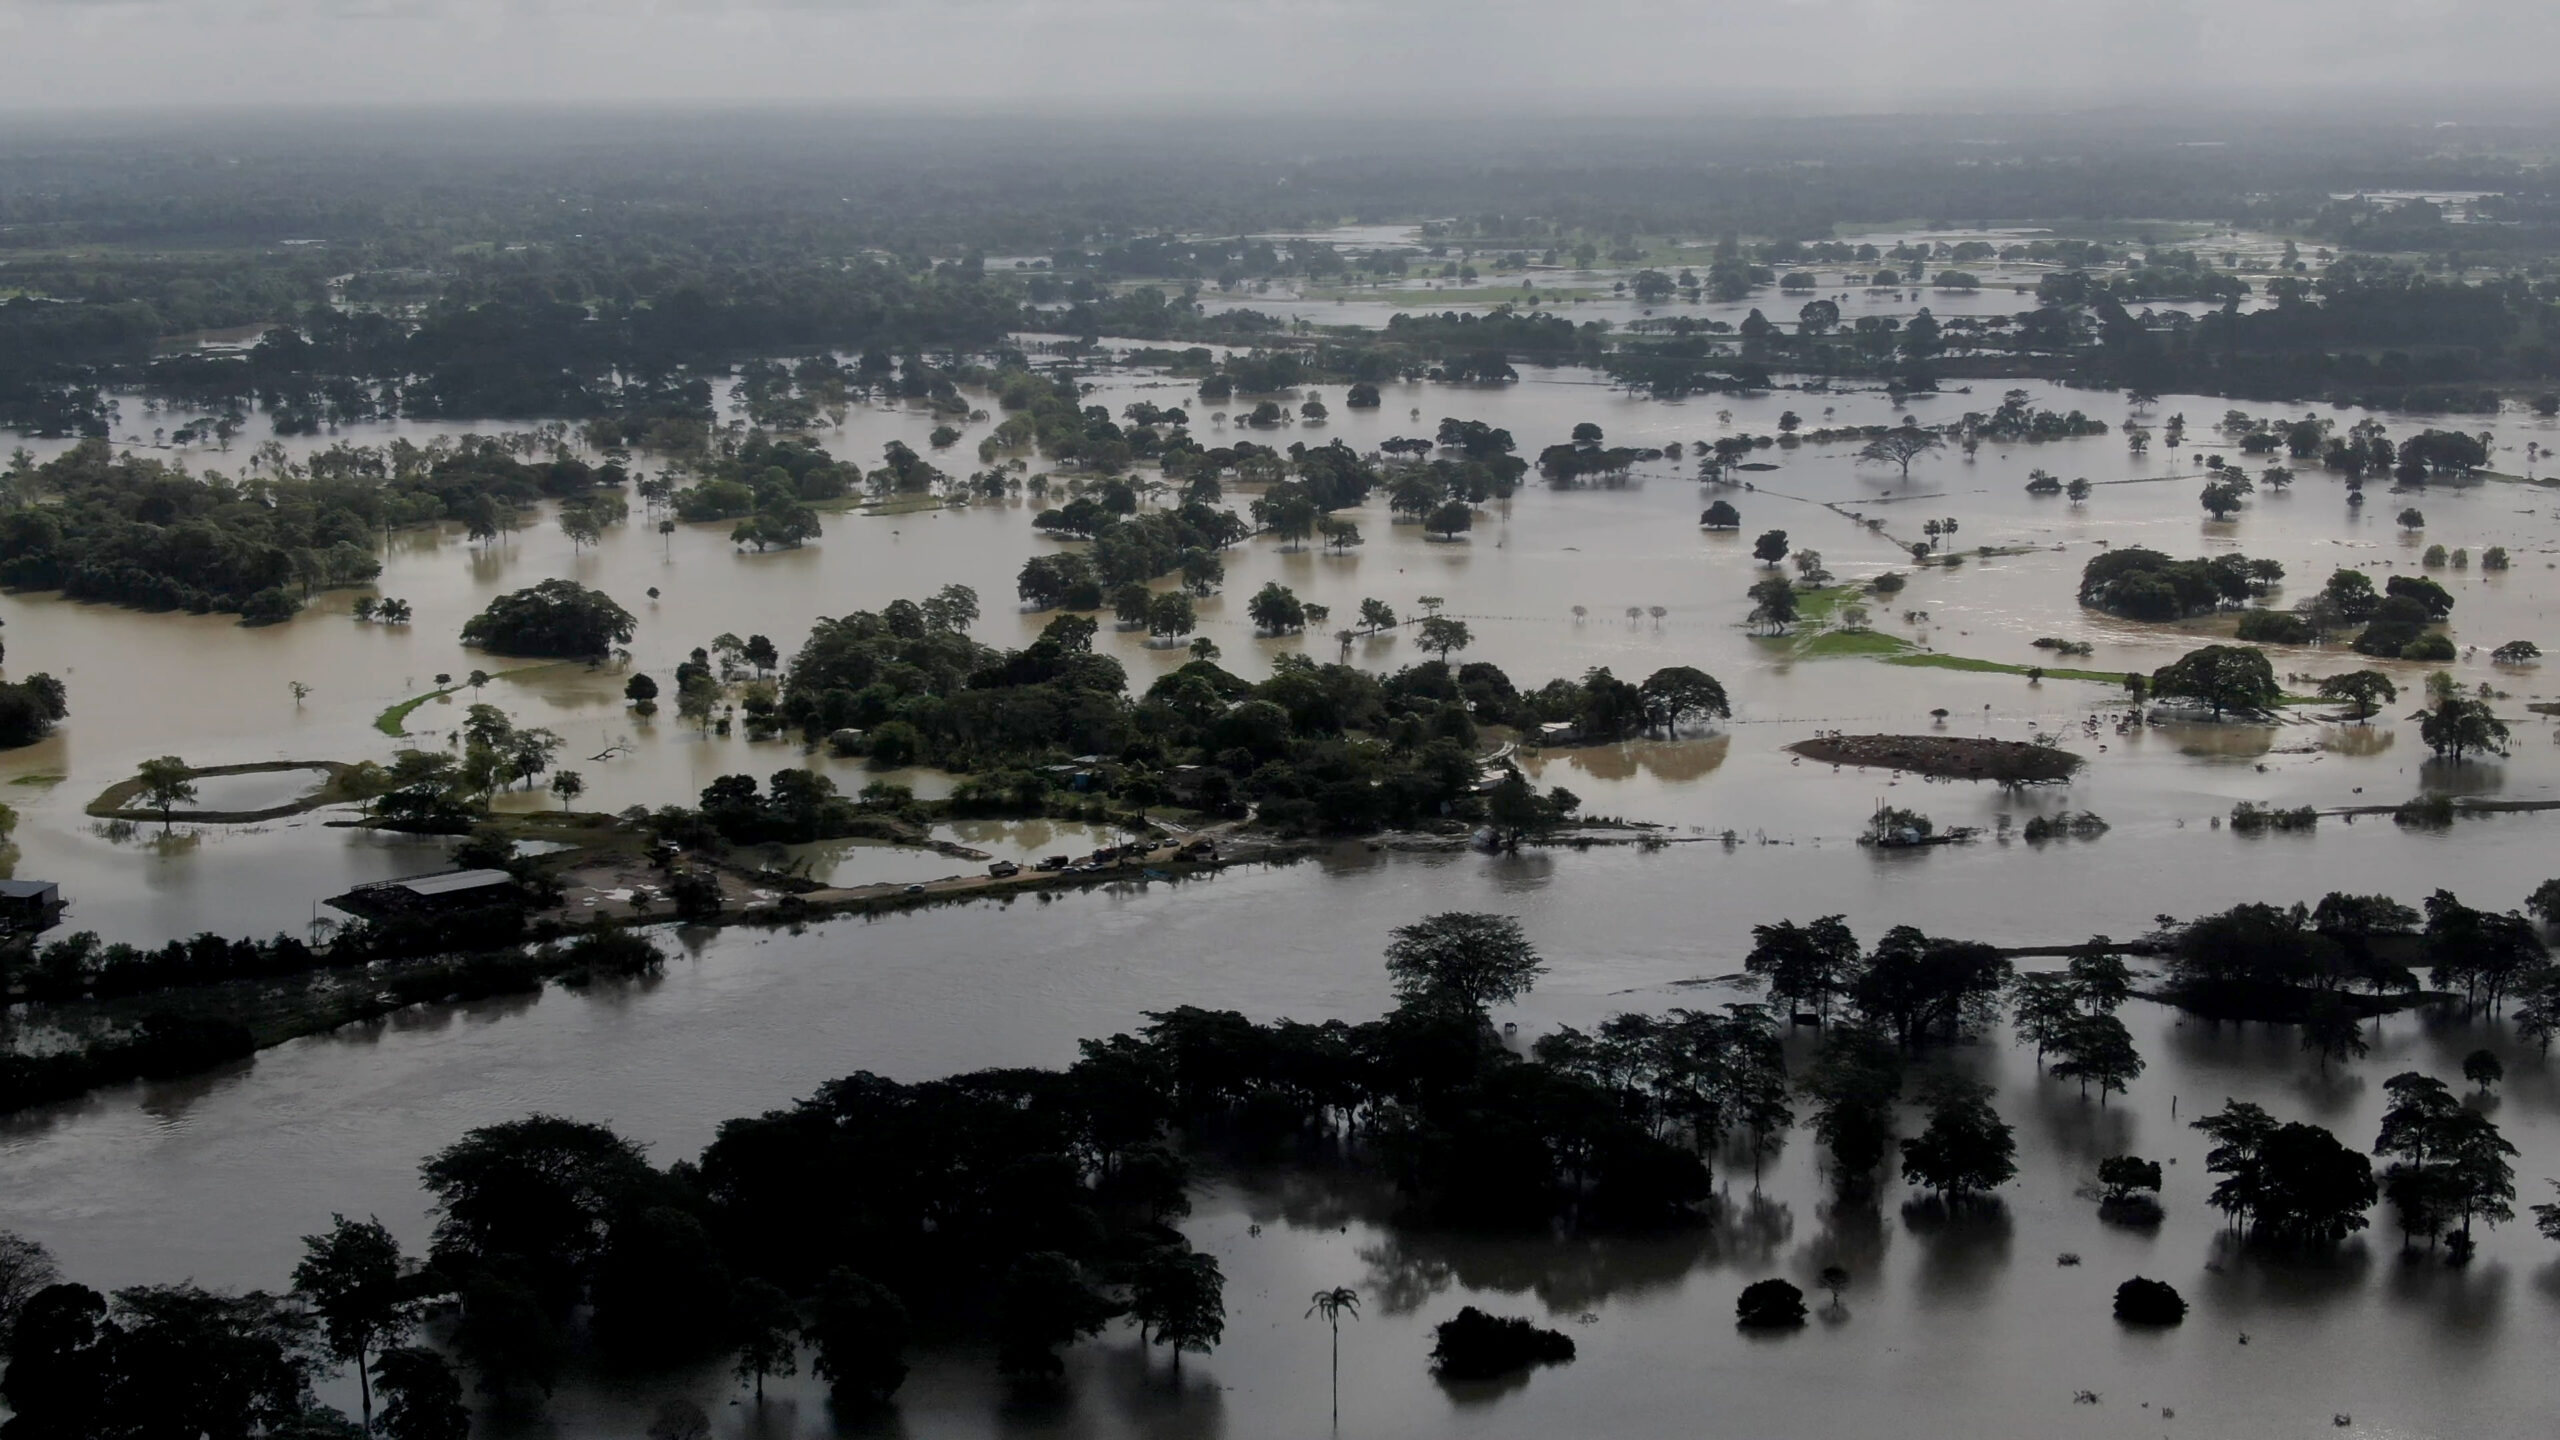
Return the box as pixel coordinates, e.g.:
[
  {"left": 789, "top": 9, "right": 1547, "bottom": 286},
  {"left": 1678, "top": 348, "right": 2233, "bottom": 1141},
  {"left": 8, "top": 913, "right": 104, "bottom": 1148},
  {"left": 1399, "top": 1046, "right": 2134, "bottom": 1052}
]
[{"left": 1307, "top": 1287, "right": 1359, "bottom": 1427}]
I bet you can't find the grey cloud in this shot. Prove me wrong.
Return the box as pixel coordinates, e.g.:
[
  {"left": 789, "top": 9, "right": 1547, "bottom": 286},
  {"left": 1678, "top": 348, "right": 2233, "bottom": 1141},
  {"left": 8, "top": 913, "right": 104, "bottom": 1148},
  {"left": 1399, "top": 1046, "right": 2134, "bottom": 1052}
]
[{"left": 0, "top": 0, "right": 2553, "bottom": 110}]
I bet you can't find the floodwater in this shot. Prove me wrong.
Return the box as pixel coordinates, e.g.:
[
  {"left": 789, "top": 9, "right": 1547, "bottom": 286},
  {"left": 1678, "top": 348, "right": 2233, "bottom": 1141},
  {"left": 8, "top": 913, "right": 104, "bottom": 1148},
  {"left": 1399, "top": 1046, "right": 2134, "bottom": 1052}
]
[
  {"left": 4, "top": 843, "right": 2560, "bottom": 1439},
  {"left": 5, "top": 356, "right": 2558, "bottom": 941},
  {"left": 6, "top": 333, "right": 2560, "bottom": 1435},
  {"left": 750, "top": 817, "right": 1121, "bottom": 890},
  {"left": 1195, "top": 220, "right": 2283, "bottom": 331},
  {"left": 147, "top": 767, "right": 330, "bottom": 814}
]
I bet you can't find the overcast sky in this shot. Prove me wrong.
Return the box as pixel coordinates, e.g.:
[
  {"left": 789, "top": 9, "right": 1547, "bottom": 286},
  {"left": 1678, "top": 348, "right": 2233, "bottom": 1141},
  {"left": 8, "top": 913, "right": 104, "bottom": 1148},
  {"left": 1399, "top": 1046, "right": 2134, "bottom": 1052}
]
[{"left": 0, "top": 0, "right": 2543, "bottom": 112}]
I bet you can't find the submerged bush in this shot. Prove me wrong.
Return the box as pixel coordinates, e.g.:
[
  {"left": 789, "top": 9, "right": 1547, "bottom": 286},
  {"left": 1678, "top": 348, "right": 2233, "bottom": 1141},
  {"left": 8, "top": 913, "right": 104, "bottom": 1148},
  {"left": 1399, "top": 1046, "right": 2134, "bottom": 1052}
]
[
  {"left": 1429, "top": 1307, "right": 1576, "bottom": 1379},
  {"left": 2394, "top": 794, "right": 2456, "bottom": 830},
  {"left": 2229, "top": 801, "right": 2318, "bottom": 834},
  {"left": 2234, "top": 609, "right": 2313, "bottom": 645},
  {"left": 2098, "top": 1155, "right": 2165, "bottom": 1225},
  {"left": 555, "top": 925, "right": 666, "bottom": 982},
  {"left": 2022, "top": 811, "right": 2109, "bottom": 843},
  {"left": 1735, "top": 1278, "right": 1808, "bottom": 1329},
  {"left": 2113, "top": 1276, "right": 2187, "bottom": 1325}
]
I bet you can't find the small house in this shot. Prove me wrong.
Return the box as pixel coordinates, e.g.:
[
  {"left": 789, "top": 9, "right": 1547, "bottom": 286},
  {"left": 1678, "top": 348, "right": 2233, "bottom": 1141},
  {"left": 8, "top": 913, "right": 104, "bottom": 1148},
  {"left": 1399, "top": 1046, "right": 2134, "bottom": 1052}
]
[
  {"left": 333, "top": 868, "right": 519, "bottom": 919},
  {"left": 0, "top": 879, "right": 63, "bottom": 930}
]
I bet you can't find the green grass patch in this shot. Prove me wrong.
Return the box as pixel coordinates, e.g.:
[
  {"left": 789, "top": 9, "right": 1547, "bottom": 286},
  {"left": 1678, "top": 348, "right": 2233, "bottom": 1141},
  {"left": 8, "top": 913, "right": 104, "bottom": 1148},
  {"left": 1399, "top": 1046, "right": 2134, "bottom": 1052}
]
[
  {"left": 375, "top": 688, "right": 461, "bottom": 736},
  {"left": 7, "top": 773, "right": 66, "bottom": 788},
  {"left": 1884, "top": 653, "right": 2126, "bottom": 683},
  {"left": 858, "top": 494, "right": 962, "bottom": 517},
  {"left": 1790, "top": 584, "right": 1862, "bottom": 627},
  {"left": 374, "top": 664, "right": 561, "bottom": 737},
  {"left": 1883, "top": 652, "right": 2326, "bottom": 705},
  {"left": 1799, "top": 629, "right": 1916, "bottom": 658}
]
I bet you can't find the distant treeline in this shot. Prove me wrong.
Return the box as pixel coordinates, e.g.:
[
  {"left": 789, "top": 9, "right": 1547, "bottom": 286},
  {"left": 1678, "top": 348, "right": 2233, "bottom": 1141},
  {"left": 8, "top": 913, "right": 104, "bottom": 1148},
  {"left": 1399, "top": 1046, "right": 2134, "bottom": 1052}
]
[{"left": 16, "top": 111, "right": 2560, "bottom": 432}]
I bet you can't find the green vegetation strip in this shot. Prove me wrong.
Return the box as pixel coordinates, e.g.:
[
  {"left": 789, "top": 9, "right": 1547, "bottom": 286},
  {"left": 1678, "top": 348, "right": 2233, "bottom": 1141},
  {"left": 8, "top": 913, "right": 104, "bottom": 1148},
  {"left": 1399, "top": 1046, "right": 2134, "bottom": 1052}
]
[
  {"left": 1883, "top": 653, "right": 2125, "bottom": 683},
  {"left": 1882, "top": 652, "right": 2324, "bottom": 705},
  {"left": 1790, "top": 584, "right": 1862, "bottom": 626},
  {"left": 374, "top": 664, "right": 561, "bottom": 736},
  {"left": 1797, "top": 629, "right": 1913, "bottom": 658}
]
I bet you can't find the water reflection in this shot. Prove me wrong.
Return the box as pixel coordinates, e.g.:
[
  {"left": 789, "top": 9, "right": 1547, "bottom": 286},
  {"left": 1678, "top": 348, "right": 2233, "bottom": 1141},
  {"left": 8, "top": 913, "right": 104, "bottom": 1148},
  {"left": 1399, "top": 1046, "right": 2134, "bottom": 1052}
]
[
  {"left": 2165, "top": 723, "right": 2277, "bottom": 761},
  {"left": 2024, "top": 1081, "right": 2139, "bottom": 1169},
  {"left": 91, "top": 818, "right": 204, "bottom": 856},
  {"left": 1523, "top": 735, "right": 1730, "bottom": 786},
  {"left": 2321, "top": 724, "right": 2397, "bottom": 759},
  {"left": 1898, "top": 1198, "right": 2014, "bottom": 1309},
  {"left": 2416, "top": 756, "right": 2507, "bottom": 796},
  {"left": 1358, "top": 1221, "right": 1740, "bottom": 1320}
]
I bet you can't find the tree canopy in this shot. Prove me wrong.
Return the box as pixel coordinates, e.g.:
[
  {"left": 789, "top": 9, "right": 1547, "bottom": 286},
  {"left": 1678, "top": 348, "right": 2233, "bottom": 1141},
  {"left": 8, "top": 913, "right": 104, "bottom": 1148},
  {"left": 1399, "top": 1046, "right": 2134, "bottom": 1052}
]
[
  {"left": 1382, "top": 912, "right": 1546, "bottom": 1014},
  {"left": 2149, "top": 644, "right": 2279, "bottom": 718},
  {"left": 460, "top": 579, "right": 636, "bottom": 657}
]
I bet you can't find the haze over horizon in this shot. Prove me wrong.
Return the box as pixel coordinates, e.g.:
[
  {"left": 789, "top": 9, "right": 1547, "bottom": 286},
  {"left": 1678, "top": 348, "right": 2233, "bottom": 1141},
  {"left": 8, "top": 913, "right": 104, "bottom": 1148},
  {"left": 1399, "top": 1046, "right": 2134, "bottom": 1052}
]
[{"left": 3, "top": 0, "right": 2553, "bottom": 115}]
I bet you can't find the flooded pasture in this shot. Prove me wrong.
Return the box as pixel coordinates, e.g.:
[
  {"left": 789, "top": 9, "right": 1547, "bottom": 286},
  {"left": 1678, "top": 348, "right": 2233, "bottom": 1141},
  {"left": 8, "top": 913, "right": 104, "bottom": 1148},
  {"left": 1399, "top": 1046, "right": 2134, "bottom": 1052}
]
[
  {"left": 6, "top": 335, "right": 2560, "bottom": 1436},
  {"left": 5, "top": 842, "right": 2560, "bottom": 1438},
  {"left": 6, "top": 359, "right": 2558, "bottom": 940}
]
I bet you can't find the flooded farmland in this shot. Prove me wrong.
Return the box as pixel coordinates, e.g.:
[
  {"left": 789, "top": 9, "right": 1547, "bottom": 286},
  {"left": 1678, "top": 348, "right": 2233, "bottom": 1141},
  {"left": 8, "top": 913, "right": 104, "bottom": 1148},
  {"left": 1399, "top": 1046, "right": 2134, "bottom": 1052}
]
[{"left": 6, "top": 316, "right": 2560, "bottom": 1437}]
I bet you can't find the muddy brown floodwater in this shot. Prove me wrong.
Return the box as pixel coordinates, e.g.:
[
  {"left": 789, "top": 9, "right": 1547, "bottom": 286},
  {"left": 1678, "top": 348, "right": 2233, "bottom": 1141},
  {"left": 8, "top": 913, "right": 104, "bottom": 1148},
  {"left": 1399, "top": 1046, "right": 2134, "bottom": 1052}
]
[
  {"left": 8, "top": 358, "right": 2558, "bottom": 941},
  {"left": 6, "top": 315, "right": 2560, "bottom": 1436},
  {"left": 5, "top": 844, "right": 2560, "bottom": 1439}
]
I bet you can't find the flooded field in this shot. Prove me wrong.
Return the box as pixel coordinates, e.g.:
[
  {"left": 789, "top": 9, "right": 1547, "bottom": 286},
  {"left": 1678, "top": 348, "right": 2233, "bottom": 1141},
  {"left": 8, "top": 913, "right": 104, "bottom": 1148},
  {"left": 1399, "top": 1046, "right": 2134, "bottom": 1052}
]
[
  {"left": 5, "top": 357, "right": 2557, "bottom": 941},
  {"left": 5, "top": 840, "right": 2559, "bottom": 1438},
  {"left": 1190, "top": 220, "right": 2286, "bottom": 332},
  {"left": 6, "top": 334, "right": 2560, "bottom": 1439}
]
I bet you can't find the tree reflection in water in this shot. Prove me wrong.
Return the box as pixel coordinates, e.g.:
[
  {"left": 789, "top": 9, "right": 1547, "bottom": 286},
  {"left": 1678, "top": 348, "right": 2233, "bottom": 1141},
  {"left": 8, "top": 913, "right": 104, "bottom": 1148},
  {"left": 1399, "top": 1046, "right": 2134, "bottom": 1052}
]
[
  {"left": 1353, "top": 1190, "right": 1793, "bottom": 1318},
  {"left": 1899, "top": 1195, "right": 2015, "bottom": 1309}
]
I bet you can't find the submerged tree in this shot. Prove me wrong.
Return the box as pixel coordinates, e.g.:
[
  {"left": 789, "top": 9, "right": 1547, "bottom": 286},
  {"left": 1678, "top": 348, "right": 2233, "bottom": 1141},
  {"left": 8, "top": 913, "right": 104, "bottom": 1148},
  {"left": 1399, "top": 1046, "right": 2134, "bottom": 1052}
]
[
  {"left": 805, "top": 1270, "right": 908, "bottom": 1407},
  {"left": 1746, "top": 915, "right": 1863, "bottom": 1022},
  {"left": 291, "top": 1215, "right": 421, "bottom": 1432},
  {"left": 1307, "top": 1287, "right": 1360, "bottom": 1427},
  {"left": 994, "top": 1252, "right": 1119, "bottom": 1382},
  {"left": 2418, "top": 696, "right": 2510, "bottom": 762},
  {"left": 1747, "top": 575, "right": 1799, "bottom": 633},
  {"left": 730, "top": 1277, "right": 799, "bottom": 1403},
  {"left": 1858, "top": 427, "right": 1943, "bottom": 480},
  {"left": 1637, "top": 665, "right": 1731, "bottom": 734},
  {"left": 2317, "top": 670, "right": 2396, "bottom": 722},
  {"left": 1383, "top": 912, "right": 1546, "bottom": 1014},
  {"left": 1898, "top": 1076, "right": 2017, "bottom": 1203},
  {"left": 1130, "top": 1247, "right": 1224, "bottom": 1371},
  {"left": 2194, "top": 1102, "right": 2374, "bottom": 1244},
  {"left": 2300, "top": 992, "right": 2370, "bottom": 1077},
  {"left": 2149, "top": 644, "right": 2279, "bottom": 719},
  {"left": 134, "top": 755, "right": 198, "bottom": 828}
]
